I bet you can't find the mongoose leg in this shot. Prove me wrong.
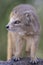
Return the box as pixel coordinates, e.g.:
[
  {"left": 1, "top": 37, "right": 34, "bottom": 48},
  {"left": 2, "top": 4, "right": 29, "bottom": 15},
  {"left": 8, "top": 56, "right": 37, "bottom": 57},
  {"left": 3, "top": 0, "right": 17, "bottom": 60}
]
[{"left": 7, "top": 32, "right": 13, "bottom": 60}]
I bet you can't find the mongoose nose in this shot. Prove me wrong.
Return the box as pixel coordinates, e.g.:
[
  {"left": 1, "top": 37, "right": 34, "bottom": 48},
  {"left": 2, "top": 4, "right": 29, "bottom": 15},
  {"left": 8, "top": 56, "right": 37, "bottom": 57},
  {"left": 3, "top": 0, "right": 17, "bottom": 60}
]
[{"left": 6, "top": 25, "right": 9, "bottom": 29}]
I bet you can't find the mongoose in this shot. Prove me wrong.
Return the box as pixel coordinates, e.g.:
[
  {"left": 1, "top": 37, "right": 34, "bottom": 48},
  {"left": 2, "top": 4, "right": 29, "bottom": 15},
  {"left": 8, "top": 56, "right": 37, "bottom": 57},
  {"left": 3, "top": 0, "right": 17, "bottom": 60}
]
[{"left": 6, "top": 4, "right": 41, "bottom": 63}]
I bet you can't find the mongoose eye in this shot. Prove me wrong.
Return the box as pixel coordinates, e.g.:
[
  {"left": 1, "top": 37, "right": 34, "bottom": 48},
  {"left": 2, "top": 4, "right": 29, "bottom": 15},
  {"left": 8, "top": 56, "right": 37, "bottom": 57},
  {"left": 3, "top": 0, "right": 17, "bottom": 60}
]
[{"left": 13, "top": 20, "right": 21, "bottom": 24}]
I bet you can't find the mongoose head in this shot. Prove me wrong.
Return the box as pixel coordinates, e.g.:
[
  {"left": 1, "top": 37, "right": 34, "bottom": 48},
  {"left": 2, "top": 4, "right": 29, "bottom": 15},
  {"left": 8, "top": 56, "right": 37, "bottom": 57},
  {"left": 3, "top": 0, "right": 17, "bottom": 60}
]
[{"left": 6, "top": 4, "right": 40, "bottom": 35}]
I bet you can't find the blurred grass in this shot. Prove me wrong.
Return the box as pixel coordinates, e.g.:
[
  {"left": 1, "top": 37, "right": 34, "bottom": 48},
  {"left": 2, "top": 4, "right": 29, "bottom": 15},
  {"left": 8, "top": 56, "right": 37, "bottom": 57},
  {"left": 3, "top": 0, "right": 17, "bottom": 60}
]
[{"left": 0, "top": 0, "right": 43, "bottom": 60}]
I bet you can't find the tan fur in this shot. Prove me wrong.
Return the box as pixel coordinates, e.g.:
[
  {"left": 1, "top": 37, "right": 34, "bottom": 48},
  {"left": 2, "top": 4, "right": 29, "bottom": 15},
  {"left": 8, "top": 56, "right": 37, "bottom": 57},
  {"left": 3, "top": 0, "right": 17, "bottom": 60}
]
[{"left": 6, "top": 4, "right": 40, "bottom": 62}]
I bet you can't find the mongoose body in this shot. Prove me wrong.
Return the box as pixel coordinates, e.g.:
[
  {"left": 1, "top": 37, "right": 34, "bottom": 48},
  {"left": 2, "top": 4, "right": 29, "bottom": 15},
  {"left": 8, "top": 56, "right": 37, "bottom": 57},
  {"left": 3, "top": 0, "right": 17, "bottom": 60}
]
[{"left": 6, "top": 4, "right": 40, "bottom": 63}]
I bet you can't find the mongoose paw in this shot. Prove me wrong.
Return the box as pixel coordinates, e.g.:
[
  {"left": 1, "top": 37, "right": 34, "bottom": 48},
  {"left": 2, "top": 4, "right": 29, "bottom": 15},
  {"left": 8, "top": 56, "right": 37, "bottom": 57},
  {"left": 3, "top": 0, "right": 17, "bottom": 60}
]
[
  {"left": 13, "top": 56, "right": 20, "bottom": 61},
  {"left": 30, "top": 58, "right": 39, "bottom": 64}
]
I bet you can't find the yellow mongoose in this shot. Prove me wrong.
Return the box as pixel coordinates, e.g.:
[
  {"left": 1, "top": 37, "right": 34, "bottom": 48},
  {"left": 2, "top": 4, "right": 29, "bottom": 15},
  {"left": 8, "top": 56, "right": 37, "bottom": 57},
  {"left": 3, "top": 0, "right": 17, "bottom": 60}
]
[{"left": 6, "top": 4, "right": 40, "bottom": 63}]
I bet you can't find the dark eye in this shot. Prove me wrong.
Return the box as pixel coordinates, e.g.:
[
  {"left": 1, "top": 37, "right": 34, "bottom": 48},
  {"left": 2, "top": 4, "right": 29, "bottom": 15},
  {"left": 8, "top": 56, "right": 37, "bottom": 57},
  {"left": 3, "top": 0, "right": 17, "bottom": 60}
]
[{"left": 14, "top": 20, "right": 21, "bottom": 24}]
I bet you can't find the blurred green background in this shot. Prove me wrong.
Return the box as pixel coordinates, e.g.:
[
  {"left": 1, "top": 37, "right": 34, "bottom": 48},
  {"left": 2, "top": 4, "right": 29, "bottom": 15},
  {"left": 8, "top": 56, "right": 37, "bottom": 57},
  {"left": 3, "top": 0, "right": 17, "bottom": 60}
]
[{"left": 0, "top": 0, "right": 43, "bottom": 60}]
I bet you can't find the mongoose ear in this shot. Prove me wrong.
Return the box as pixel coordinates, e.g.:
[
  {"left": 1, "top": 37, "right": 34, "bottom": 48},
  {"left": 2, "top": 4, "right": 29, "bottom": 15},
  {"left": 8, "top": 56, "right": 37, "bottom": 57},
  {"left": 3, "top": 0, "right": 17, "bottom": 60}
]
[
  {"left": 24, "top": 11, "right": 35, "bottom": 23},
  {"left": 24, "top": 11, "right": 33, "bottom": 24},
  {"left": 23, "top": 11, "right": 32, "bottom": 26},
  {"left": 24, "top": 11, "right": 31, "bottom": 20}
]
